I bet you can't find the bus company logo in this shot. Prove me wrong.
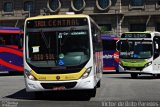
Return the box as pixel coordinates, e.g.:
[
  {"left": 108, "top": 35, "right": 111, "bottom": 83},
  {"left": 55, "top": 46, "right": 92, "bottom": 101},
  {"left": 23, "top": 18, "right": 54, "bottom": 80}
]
[
  {"left": 113, "top": 51, "right": 119, "bottom": 63},
  {"left": 103, "top": 52, "right": 119, "bottom": 62},
  {"left": 103, "top": 54, "right": 113, "bottom": 59},
  {"left": 56, "top": 76, "right": 60, "bottom": 80}
]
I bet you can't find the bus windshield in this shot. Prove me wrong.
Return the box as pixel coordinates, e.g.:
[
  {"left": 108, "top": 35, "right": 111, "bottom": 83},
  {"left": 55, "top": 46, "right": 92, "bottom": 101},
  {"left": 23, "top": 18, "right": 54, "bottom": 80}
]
[
  {"left": 119, "top": 40, "right": 153, "bottom": 59},
  {"left": 26, "top": 27, "right": 90, "bottom": 67}
]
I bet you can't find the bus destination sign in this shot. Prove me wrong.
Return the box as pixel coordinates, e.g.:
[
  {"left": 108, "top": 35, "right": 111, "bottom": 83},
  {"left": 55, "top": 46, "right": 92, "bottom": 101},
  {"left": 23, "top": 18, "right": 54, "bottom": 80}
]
[
  {"left": 27, "top": 18, "right": 88, "bottom": 28},
  {"left": 121, "top": 33, "right": 151, "bottom": 38}
]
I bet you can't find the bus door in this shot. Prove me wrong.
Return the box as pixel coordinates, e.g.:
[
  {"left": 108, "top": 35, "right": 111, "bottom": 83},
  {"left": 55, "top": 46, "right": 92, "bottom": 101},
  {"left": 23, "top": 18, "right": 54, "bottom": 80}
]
[{"left": 153, "top": 36, "right": 160, "bottom": 72}]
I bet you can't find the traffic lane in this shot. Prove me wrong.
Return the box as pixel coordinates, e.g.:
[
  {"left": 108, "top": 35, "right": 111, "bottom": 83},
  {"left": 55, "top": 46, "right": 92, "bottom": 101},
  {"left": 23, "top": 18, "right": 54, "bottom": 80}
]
[
  {"left": 1, "top": 74, "right": 160, "bottom": 101},
  {"left": 1, "top": 74, "right": 160, "bottom": 103},
  {"left": 0, "top": 76, "right": 103, "bottom": 107},
  {"left": 0, "top": 75, "right": 99, "bottom": 101},
  {"left": 93, "top": 73, "right": 160, "bottom": 101}
]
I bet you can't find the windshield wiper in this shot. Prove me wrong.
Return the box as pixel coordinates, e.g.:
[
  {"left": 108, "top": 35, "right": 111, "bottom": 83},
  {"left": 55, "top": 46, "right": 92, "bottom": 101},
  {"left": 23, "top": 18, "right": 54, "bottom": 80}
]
[
  {"left": 40, "top": 30, "right": 53, "bottom": 63},
  {"left": 40, "top": 30, "right": 50, "bottom": 49}
]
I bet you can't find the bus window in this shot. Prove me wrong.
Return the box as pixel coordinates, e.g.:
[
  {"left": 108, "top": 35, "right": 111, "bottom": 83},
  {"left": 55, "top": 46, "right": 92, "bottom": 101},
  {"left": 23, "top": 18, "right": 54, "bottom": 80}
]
[
  {"left": 0, "top": 35, "right": 4, "bottom": 44},
  {"left": 0, "top": 34, "right": 21, "bottom": 46},
  {"left": 0, "top": 27, "right": 24, "bottom": 73}
]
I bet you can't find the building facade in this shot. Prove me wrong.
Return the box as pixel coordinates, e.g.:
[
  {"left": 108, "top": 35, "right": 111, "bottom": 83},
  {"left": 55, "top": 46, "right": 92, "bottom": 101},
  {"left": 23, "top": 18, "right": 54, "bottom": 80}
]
[{"left": 0, "top": 0, "right": 160, "bottom": 35}]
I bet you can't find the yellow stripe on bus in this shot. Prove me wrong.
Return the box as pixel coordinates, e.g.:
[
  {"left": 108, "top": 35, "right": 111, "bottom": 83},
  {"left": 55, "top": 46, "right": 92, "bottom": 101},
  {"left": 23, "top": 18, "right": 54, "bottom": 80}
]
[{"left": 30, "top": 68, "right": 86, "bottom": 81}]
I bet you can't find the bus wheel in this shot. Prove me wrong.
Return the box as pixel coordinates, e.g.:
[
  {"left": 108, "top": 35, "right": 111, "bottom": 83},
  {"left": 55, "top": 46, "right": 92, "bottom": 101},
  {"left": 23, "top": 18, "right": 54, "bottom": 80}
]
[
  {"left": 131, "top": 73, "right": 138, "bottom": 79},
  {"left": 154, "top": 74, "right": 160, "bottom": 79},
  {"left": 84, "top": 88, "right": 96, "bottom": 98},
  {"left": 97, "top": 80, "right": 101, "bottom": 88},
  {"left": 34, "top": 91, "right": 44, "bottom": 99},
  {"left": 88, "top": 88, "right": 96, "bottom": 97},
  {"left": 116, "top": 69, "right": 119, "bottom": 73}
]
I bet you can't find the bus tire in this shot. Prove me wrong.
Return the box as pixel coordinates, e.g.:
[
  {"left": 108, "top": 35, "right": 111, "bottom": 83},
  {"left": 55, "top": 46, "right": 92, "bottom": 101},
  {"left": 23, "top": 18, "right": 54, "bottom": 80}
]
[
  {"left": 97, "top": 80, "right": 101, "bottom": 88},
  {"left": 116, "top": 69, "right": 119, "bottom": 73},
  {"left": 82, "top": 88, "right": 96, "bottom": 99},
  {"left": 154, "top": 74, "right": 160, "bottom": 79},
  {"left": 34, "top": 91, "right": 43, "bottom": 99},
  {"left": 88, "top": 88, "right": 96, "bottom": 97},
  {"left": 131, "top": 73, "right": 138, "bottom": 79}
]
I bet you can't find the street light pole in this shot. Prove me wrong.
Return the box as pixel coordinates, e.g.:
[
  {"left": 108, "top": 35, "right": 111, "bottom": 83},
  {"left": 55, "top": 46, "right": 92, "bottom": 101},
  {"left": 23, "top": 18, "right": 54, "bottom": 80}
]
[
  {"left": 28, "top": 5, "right": 31, "bottom": 17},
  {"left": 115, "top": 9, "right": 119, "bottom": 36}
]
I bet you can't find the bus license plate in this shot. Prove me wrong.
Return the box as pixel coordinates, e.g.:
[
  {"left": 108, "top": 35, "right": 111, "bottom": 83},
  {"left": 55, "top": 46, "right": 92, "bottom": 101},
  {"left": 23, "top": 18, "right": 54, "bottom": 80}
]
[
  {"left": 53, "top": 86, "right": 65, "bottom": 90},
  {"left": 131, "top": 68, "right": 136, "bottom": 70}
]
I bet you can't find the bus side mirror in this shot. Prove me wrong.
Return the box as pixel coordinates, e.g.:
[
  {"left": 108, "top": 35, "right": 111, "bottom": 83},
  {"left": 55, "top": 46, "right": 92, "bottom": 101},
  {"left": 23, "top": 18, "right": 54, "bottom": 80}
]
[
  {"left": 156, "top": 43, "right": 159, "bottom": 50},
  {"left": 154, "top": 42, "right": 159, "bottom": 59}
]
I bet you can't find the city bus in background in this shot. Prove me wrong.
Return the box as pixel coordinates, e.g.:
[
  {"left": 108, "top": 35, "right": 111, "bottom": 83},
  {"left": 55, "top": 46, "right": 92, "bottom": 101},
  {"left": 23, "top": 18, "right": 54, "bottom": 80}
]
[
  {"left": 117, "top": 31, "right": 160, "bottom": 78},
  {"left": 23, "top": 14, "right": 103, "bottom": 98},
  {"left": 101, "top": 34, "right": 119, "bottom": 72},
  {"left": 0, "top": 27, "right": 23, "bottom": 74}
]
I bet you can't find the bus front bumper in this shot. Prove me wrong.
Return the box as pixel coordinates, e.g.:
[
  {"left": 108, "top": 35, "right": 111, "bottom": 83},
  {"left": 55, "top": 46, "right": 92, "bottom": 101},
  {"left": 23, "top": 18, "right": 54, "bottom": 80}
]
[
  {"left": 118, "top": 65, "right": 153, "bottom": 74},
  {"left": 24, "top": 75, "right": 96, "bottom": 92}
]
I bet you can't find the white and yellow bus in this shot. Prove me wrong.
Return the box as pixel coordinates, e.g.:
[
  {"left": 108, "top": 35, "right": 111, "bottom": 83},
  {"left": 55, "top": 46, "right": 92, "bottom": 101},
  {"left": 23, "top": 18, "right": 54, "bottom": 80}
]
[
  {"left": 117, "top": 31, "right": 160, "bottom": 78},
  {"left": 23, "top": 14, "right": 103, "bottom": 98}
]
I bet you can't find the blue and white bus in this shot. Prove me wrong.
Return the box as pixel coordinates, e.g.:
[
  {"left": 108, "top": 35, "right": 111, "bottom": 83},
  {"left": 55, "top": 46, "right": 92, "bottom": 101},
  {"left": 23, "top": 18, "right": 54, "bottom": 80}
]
[{"left": 101, "top": 34, "right": 119, "bottom": 72}]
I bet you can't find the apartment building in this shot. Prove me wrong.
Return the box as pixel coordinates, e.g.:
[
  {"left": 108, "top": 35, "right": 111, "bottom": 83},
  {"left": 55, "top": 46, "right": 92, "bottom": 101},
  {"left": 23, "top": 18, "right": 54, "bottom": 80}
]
[{"left": 0, "top": 0, "right": 160, "bottom": 35}]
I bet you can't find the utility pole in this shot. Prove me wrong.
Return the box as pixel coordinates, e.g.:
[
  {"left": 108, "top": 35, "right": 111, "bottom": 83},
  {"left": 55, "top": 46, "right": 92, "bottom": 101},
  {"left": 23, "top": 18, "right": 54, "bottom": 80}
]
[
  {"left": 119, "top": 0, "right": 122, "bottom": 36},
  {"left": 28, "top": 5, "right": 31, "bottom": 17},
  {"left": 115, "top": 9, "right": 119, "bottom": 37}
]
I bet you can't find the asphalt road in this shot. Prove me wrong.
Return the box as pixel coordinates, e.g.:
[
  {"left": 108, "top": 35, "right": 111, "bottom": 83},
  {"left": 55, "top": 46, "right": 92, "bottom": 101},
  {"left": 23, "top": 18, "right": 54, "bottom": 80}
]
[{"left": 0, "top": 73, "right": 160, "bottom": 107}]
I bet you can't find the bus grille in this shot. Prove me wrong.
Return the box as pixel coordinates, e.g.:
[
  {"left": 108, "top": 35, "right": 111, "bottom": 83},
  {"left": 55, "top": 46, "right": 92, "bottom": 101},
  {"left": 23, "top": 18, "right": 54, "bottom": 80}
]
[
  {"left": 40, "top": 82, "right": 77, "bottom": 89},
  {"left": 124, "top": 66, "right": 143, "bottom": 71}
]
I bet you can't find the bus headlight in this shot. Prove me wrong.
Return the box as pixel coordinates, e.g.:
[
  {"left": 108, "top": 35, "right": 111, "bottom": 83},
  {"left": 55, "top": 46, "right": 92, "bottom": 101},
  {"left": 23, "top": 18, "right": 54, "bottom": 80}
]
[
  {"left": 24, "top": 69, "right": 37, "bottom": 81},
  {"left": 81, "top": 67, "right": 92, "bottom": 79},
  {"left": 144, "top": 62, "right": 152, "bottom": 68}
]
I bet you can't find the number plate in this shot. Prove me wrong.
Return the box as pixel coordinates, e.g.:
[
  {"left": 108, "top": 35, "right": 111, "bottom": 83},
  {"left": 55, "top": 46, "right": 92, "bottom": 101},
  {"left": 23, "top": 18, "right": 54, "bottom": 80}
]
[
  {"left": 52, "top": 86, "right": 66, "bottom": 90},
  {"left": 130, "top": 68, "right": 136, "bottom": 70}
]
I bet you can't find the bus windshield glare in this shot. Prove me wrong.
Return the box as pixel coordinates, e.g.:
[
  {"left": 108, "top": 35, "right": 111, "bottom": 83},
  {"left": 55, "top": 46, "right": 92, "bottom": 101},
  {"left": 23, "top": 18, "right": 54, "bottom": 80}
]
[
  {"left": 26, "top": 26, "right": 90, "bottom": 67},
  {"left": 119, "top": 40, "right": 153, "bottom": 59}
]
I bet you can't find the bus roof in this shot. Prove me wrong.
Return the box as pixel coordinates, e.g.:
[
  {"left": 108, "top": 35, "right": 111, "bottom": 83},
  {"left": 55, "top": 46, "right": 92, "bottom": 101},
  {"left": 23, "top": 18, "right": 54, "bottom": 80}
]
[
  {"left": 26, "top": 14, "right": 90, "bottom": 20},
  {"left": 0, "top": 26, "right": 23, "bottom": 34},
  {"left": 101, "top": 34, "right": 119, "bottom": 40}
]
